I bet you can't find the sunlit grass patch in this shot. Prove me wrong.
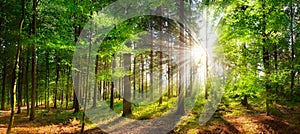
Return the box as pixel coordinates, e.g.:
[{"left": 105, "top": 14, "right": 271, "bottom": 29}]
[{"left": 132, "top": 97, "right": 177, "bottom": 119}]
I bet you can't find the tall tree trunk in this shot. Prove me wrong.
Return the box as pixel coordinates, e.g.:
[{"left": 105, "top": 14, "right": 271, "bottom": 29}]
[
  {"left": 158, "top": 6, "right": 163, "bottom": 105},
  {"left": 290, "top": 1, "right": 295, "bottom": 97},
  {"left": 122, "top": 50, "right": 132, "bottom": 117},
  {"left": 262, "top": 1, "right": 271, "bottom": 115},
  {"left": 274, "top": 43, "right": 278, "bottom": 100},
  {"left": 74, "top": 69, "right": 80, "bottom": 113},
  {"left": 92, "top": 52, "right": 99, "bottom": 108},
  {"left": 188, "top": 0, "right": 193, "bottom": 97},
  {"left": 54, "top": 56, "right": 59, "bottom": 109},
  {"left": 176, "top": 0, "right": 185, "bottom": 115},
  {"left": 7, "top": 38, "right": 21, "bottom": 134},
  {"left": 66, "top": 66, "right": 70, "bottom": 109},
  {"left": 17, "top": 58, "right": 23, "bottom": 114},
  {"left": 73, "top": 1, "right": 80, "bottom": 112},
  {"left": 30, "top": 0, "right": 37, "bottom": 121},
  {"left": 118, "top": 55, "right": 122, "bottom": 100},
  {"left": 1, "top": 62, "right": 6, "bottom": 110},
  {"left": 61, "top": 70, "right": 64, "bottom": 108},
  {"left": 25, "top": 46, "right": 30, "bottom": 115},
  {"left": 133, "top": 56, "right": 136, "bottom": 100},
  {"left": 204, "top": 4, "right": 209, "bottom": 100},
  {"left": 150, "top": 27, "right": 154, "bottom": 101},
  {"left": 7, "top": 0, "right": 24, "bottom": 130},
  {"left": 81, "top": 19, "right": 93, "bottom": 132},
  {"left": 46, "top": 51, "right": 50, "bottom": 109},
  {"left": 167, "top": 39, "right": 171, "bottom": 98},
  {"left": 141, "top": 55, "right": 144, "bottom": 98},
  {"left": 110, "top": 54, "right": 116, "bottom": 110}
]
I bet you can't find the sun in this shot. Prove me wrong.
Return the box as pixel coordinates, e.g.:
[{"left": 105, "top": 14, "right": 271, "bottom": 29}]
[{"left": 191, "top": 46, "right": 205, "bottom": 65}]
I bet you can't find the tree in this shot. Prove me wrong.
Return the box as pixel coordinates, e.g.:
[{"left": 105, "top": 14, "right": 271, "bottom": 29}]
[
  {"left": 176, "top": 0, "right": 185, "bottom": 115},
  {"left": 1, "top": 58, "right": 6, "bottom": 110},
  {"left": 208, "top": 0, "right": 299, "bottom": 114},
  {"left": 7, "top": 0, "right": 24, "bottom": 132},
  {"left": 30, "top": 0, "right": 37, "bottom": 121},
  {"left": 122, "top": 46, "right": 133, "bottom": 117}
]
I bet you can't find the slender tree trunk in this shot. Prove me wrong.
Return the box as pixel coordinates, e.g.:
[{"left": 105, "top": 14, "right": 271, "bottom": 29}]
[
  {"left": 1, "top": 63, "right": 6, "bottom": 110},
  {"left": 7, "top": 39, "right": 21, "bottom": 134},
  {"left": 290, "top": 1, "right": 295, "bottom": 97},
  {"left": 46, "top": 51, "right": 50, "bottom": 109},
  {"left": 188, "top": 0, "right": 193, "bottom": 97},
  {"left": 7, "top": 0, "right": 24, "bottom": 129},
  {"left": 66, "top": 66, "right": 70, "bottom": 109},
  {"left": 73, "top": 3, "right": 80, "bottom": 112},
  {"left": 25, "top": 46, "right": 30, "bottom": 115},
  {"left": 30, "top": 0, "right": 37, "bottom": 121},
  {"left": 167, "top": 40, "right": 171, "bottom": 98},
  {"left": 176, "top": 0, "right": 185, "bottom": 115},
  {"left": 138, "top": 58, "right": 141, "bottom": 98},
  {"left": 93, "top": 52, "right": 99, "bottom": 108},
  {"left": 141, "top": 55, "right": 144, "bottom": 98},
  {"left": 122, "top": 51, "right": 132, "bottom": 117},
  {"left": 262, "top": 0, "right": 271, "bottom": 116},
  {"left": 133, "top": 56, "right": 136, "bottom": 100},
  {"left": 61, "top": 69, "right": 65, "bottom": 108},
  {"left": 74, "top": 69, "right": 80, "bottom": 113},
  {"left": 158, "top": 6, "right": 163, "bottom": 105},
  {"left": 170, "top": 34, "right": 173, "bottom": 97},
  {"left": 118, "top": 55, "right": 122, "bottom": 100},
  {"left": 204, "top": 4, "right": 209, "bottom": 100},
  {"left": 150, "top": 28, "right": 154, "bottom": 101},
  {"left": 274, "top": 43, "right": 278, "bottom": 100},
  {"left": 54, "top": 56, "right": 59, "bottom": 109},
  {"left": 17, "top": 58, "right": 23, "bottom": 114},
  {"left": 110, "top": 54, "right": 116, "bottom": 110}
]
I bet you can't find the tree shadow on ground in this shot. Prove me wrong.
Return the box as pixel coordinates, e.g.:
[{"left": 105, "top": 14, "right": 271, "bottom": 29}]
[
  {"left": 201, "top": 113, "right": 241, "bottom": 134},
  {"left": 75, "top": 111, "right": 184, "bottom": 134}
]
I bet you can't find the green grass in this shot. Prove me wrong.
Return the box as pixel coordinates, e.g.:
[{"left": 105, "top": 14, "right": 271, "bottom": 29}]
[{"left": 101, "top": 96, "right": 178, "bottom": 119}]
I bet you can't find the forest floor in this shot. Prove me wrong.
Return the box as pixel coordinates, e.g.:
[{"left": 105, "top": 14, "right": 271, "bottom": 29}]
[
  {"left": 0, "top": 102, "right": 299, "bottom": 134},
  {"left": 191, "top": 102, "right": 300, "bottom": 134}
]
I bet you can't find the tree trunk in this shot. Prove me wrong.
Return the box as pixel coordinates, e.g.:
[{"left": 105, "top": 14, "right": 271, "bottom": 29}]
[
  {"left": 7, "top": 40, "right": 21, "bottom": 134},
  {"left": 110, "top": 54, "right": 116, "bottom": 110},
  {"left": 73, "top": 2, "right": 80, "bottom": 112},
  {"left": 25, "top": 46, "right": 30, "bottom": 115},
  {"left": 1, "top": 63, "right": 6, "bottom": 110},
  {"left": 54, "top": 56, "right": 59, "bottom": 109},
  {"left": 66, "top": 66, "right": 70, "bottom": 109},
  {"left": 30, "top": 0, "right": 37, "bottom": 121},
  {"left": 92, "top": 52, "right": 99, "bottom": 108},
  {"left": 7, "top": 0, "right": 24, "bottom": 129},
  {"left": 118, "top": 55, "right": 122, "bottom": 100},
  {"left": 290, "top": 1, "right": 295, "bottom": 98},
  {"left": 133, "top": 56, "right": 136, "bottom": 100},
  {"left": 150, "top": 29, "right": 154, "bottom": 101},
  {"left": 141, "top": 55, "right": 144, "bottom": 98},
  {"left": 122, "top": 52, "right": 132, "bottom": 117},
  {"left": 17, "top": 58, "right": 23, "bottom": 114},
  {"left": 74, "top": 71, "right": 80, "bottom": 113},
  {"left": 158, "top": 6, "right": 163, "bottom": 105},
  {"left": 81, "top": 20, "right": 93, "bottom": 132},
  {"left": 262, "top": 0, "right": 271, "bottom": 116},
  {"left": 204, "top": 4, "right": 209, "bottom": 100},
  {"left": 176, "top": 0, "right": 185, "bottom": 115},
  {"left": 46, "top": 51, "right": 50, "bottom": 109},
  {"left": 241, "top": 95, "right": 248, "bottom": 106}
]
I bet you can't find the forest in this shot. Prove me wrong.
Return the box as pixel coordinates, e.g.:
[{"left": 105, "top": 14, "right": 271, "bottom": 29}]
[{"left": 0, "top": 0, "right": 299, "bottom": 133}]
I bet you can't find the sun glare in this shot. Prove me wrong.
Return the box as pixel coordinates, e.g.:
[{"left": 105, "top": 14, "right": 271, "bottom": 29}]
[{"left": 191, "top": 46, "right": 205, "bottom": 65}]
